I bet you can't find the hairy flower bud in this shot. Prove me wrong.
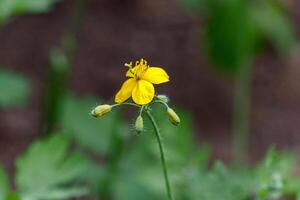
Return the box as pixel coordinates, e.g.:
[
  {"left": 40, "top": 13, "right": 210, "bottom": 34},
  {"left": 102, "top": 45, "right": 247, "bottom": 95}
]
[
  {"left": 156, "top": 94, "right": 169, "bottom": 103},
  {"left": 135, "top": 115, "right": 144, "bottom": 134},
  {"left": 167, "top": 107, "right": 180, "bottom": 126},
  {"left": 91, "top": 104, "right": 111, "bottom": 118}
]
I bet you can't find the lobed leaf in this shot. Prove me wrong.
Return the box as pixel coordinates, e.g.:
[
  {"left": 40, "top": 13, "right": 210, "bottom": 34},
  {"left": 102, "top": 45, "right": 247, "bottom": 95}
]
[{"left": 15, "top": 133, "right": 89, "bottom": 200}]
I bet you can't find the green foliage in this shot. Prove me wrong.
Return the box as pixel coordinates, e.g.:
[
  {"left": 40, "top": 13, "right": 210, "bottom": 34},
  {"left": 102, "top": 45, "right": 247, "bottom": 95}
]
[
  {"left": 15, "top": 134, "right": 89, "bottom": 200},
  {"left": 58, "top": 98, "right": 208, "bottom": 199},
  {"left": 107, "top": 107, "right": 211, "bottom": 200},
  {"left": 58, "top": 94, "right": 134, "bottom": 197},
  {"left": 0, "top": 90, "right": 299, "bottom": 200},
  {"left": 0, "top": 165, "right": 9, "bottom": 200},
  {"left": 253, "top": 1, "right": 296, "bottom": 55},
  {"left": 204, "top": 0, "right": 256, "bottom": 73},
  {"left": 0, "top": 0, "right": 61, "bottom": 24},
  {"left": 73, "top": 101, "right": 300, "bottom": 200},
  {"left": 189, "top": 162, "right": 256, "bottom": 200},
  {"left": 58, "top": 98, "right": 300, "bottom": 199},
  {"left": 0, "top": 68, "right": 30, "bottom": 108},
  {"left": 256, "top": 148, "right": 296, "bottom": 200},
  {"left": 5, "top": 193, "right": 20, "bottom": 200},
  {"left": 179, "top": 0, "right": 296, "bottom": 73},
  {"left": 59, "top": 95, "right": 127, "bottom": 155},
  {"left": 2, "top": 93, "right": 300, "bottom": 200}
]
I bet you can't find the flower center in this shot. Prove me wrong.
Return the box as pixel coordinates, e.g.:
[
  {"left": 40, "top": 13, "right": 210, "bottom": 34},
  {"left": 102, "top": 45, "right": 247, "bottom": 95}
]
[{"left": 125, "top": 58, "right": 149, "bottom": 79}]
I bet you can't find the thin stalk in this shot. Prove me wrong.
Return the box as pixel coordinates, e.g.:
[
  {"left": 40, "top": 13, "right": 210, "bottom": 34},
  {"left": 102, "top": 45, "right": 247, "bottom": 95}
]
[
  {"left": 232, "top": 63, "right": 251, "bottom": 164},
  {"left": 151, "top": 100, "right": 169, "bottom": 108},
  {"left": 41, "top": 49, "right": 69, "bottom": 135},
  {"left": 112, "top": 102, "right": 142, "bottom": 109},
  {"left": 146, "top": 110, "right": 174, "bottom": 200},
  {"left": 40, "top": 0, "right": 87, "bottom": 135}
]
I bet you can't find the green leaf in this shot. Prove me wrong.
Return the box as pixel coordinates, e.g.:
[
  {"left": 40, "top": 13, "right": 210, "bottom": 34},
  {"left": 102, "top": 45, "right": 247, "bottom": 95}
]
[
  {"left": 203, "top": 0, "right": 257, "bottom": 73},
  {"left": 253, "top": 1, "right": 296, "bottom": 55},
  {"left": 284, "top": 178, "right": 300, "bottom": 196},
  {"left": 59, "top": 95, "right": 127, "bottom": 155},
  {"left": 12, "top": 0, "right": 61, "bottom": 14},
  {"left": 0, "top": 165, "right": 9, "bottom": 200},
  {"left": 5, "top": 193, "right": 20, "bottom": 200},
  {"left": 114, "top": 173, "right": 162, "bottom": 200},
  {"left": 188, "top": 162, "right": 256, "bottom": 200},
  {"left": 0, "top": 68, "right": 30, "bottom": 108},
  {"left": 0, "top": 0, "right": 61, "bottom": 24},
  {"left": 20, "top": 187, "right": 88, "bottom": 200},
  {"left": 15, "top": 134, "right": 89, "bottom": 200},
  {"left": 256, "top": 148, "right": 296, "bottom": 199}
]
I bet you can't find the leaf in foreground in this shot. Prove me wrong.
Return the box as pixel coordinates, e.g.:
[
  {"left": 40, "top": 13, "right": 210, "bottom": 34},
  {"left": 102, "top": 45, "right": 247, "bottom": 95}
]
[
  {"left": 15, "top": 134, "right": 89, "bottom": 200},
  {"left": 0, "top": 165, "right": 9, "bottom": 200}
]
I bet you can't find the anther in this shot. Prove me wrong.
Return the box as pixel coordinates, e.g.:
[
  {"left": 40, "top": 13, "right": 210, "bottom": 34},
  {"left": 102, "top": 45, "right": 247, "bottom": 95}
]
[{"left": 124, "top": 61, "right": 133, "bottom": 68}]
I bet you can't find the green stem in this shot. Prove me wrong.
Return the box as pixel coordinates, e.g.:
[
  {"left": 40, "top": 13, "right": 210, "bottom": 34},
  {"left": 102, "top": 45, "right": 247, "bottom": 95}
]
[
  {"left": 151, "top": 100, "right": 169, "bottom": 108},
  {"left": 112, "top": 102, "right": 141, "bottom": 108},
  {"left": 232, "top": 63, "right": 251, "bottom": 164},
  {"left": 146, "top": 110, "right": 174, "bottom": 200},
  {"left": 41, "top": 49, "right": 69, "bottom": 135},
  {"left": 40, "top": 0, "right": 87, "bottom": 135}
]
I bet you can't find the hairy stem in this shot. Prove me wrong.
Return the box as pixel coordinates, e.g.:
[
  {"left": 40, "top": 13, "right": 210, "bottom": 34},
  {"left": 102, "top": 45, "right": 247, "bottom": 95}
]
[
  {"left": 112, "top": 102, "right": 142, "bottom": 109},
  {"left": 146, "top": 110, "right": 174, "bottom": 200}
]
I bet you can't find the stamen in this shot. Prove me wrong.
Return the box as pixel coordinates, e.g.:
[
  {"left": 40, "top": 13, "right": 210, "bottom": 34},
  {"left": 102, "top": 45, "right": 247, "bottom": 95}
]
[
  {"left": 130, "top": 69, "right": 135, "bottom": 76},
  {"left": 124, "top": 61, "right": 133, "bottom": 68},
  {"left": 124, "top": 59, "right": 151, "bottom": 79}
]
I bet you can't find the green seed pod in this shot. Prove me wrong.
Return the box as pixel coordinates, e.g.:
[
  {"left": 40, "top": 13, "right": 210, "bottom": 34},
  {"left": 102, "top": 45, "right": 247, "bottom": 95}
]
[
  {"left": 91, "top": 104, "right": 111, "bottom": 118},
  {"left": 156, "top": 94, "right": 169, "bottom": 103},
  {"left": 167, "top": 107, "right": 180, "bottom": 126},
  {"left": 135, "top": 115, "right": 144, "bottom": 134}
]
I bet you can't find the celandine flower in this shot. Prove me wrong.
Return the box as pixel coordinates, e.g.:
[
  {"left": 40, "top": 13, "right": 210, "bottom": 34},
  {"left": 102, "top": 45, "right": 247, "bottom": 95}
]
[
  {"left": 92, "top": 59, "right": 178, "bottom": 200},
  {"left": 115, "top": 58, "right": 170, "bottom": 105}
]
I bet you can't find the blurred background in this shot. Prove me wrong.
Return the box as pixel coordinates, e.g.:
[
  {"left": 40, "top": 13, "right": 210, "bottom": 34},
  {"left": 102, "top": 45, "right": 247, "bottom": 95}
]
[{"left": 0, "top": 0, "right": 300, "bottom": 199}]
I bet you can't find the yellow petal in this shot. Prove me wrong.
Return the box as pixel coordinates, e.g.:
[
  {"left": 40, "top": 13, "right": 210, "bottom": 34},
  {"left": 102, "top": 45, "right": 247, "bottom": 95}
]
[
  {"left": 132, "top": 80, "right": 154, "bottom": 105},
  {"left": 115, "top": 78, "right": 137, "bottom": 103},
  {"left": 141, "top": 67, "right": 170, "bottom": 84}
]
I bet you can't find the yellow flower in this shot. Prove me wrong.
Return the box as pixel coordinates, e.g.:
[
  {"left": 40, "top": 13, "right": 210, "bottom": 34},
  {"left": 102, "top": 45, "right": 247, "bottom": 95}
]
[{"left": 115, "top": 59, "right": 170, "bottom": 105}]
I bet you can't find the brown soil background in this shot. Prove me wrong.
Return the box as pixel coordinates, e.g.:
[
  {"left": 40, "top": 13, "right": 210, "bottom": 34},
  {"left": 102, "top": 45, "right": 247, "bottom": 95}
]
[{"left": 0, "top": 0, "right": 300, "bottom": 177}]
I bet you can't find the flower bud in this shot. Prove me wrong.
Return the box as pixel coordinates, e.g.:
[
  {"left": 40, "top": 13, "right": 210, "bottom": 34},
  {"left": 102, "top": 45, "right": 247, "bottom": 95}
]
[
  {"left": 167, "top": 107, "right": 180, "bottom": 126},
  {"left": 156, "top": 94, "right": 169, "bottom": 103},
  {"left": 135, "top": 115, "right": 144, "bottom": 134},
  {"left": 91, "top": 104, "right": 111, "bottom": 118}
]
